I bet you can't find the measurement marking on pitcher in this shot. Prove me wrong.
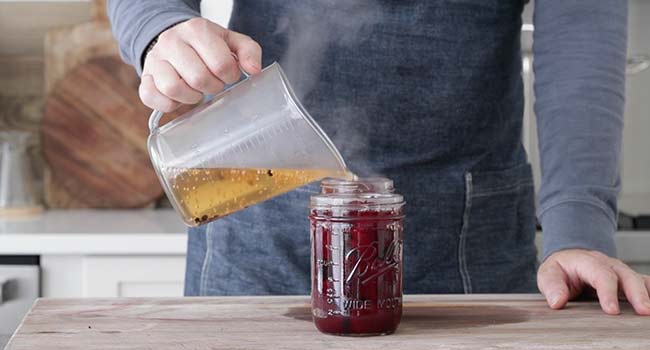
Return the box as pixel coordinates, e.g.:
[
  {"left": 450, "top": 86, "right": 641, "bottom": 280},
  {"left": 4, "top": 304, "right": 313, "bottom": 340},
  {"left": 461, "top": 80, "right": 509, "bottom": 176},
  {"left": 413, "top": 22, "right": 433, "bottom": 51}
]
[{"left": 243, "top": 139, "right": 255, "bottom": 151}]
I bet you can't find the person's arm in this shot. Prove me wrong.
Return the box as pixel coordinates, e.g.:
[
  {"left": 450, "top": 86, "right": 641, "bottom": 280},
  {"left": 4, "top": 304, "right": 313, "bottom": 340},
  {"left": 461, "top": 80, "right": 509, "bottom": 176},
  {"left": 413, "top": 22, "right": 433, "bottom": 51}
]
[
  {"left": 107, "top": 0, "right": 262, "bottom": 111},
  {"left": 533, "top": 0, "right": 650, "bottom": 316},
  {"left": 534, "top": 0, "right": 625, "bottom": 263},
  {"left": 107, "top": 0, "right": 201, "bottom": 75}
]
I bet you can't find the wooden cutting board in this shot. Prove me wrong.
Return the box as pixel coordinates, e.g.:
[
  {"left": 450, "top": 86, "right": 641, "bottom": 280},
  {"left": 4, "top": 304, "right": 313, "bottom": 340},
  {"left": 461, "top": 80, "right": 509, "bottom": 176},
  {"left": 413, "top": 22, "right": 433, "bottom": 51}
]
[
  {"left": 42, "top": 55, "right": 163, "bottom": 208},
  {"left": 42, "top": 0, "right": 147, "bottom": 208},
  {"left": 5, "top": 295, "right": 650, "bottom": 350},
  {"left": 42, "top": 0, "right": 192, "bottom": 208}
]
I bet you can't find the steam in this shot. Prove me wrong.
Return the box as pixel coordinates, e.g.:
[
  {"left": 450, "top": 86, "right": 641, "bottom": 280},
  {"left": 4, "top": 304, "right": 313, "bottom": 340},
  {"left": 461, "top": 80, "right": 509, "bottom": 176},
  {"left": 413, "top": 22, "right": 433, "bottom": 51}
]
[{"left": 275, "top": 2, "right": 384, "bottom": 177}]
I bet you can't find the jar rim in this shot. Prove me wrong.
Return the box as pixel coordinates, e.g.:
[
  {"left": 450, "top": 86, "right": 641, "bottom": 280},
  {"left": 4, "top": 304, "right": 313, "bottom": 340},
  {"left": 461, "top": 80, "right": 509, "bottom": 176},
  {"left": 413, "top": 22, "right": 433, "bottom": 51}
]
[
  {"left": 310, "top": 193, "right": 404, "bottom": 208},
  {"left": 320, "top": 177, "right": 394, "bottom": 194}
]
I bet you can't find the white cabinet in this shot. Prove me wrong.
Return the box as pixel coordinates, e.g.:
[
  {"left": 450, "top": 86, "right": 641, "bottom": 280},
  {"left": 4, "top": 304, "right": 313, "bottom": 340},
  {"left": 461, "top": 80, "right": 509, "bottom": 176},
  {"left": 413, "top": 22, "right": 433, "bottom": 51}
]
[
  {"left": 0, "top": 210, "right": 188, "bottom": 298},
  {"left": 85, "top": 256, "right": 185, "bottom": 297},
  {"left": 41, "top": 255, "right": 186, "bottom": 298}
]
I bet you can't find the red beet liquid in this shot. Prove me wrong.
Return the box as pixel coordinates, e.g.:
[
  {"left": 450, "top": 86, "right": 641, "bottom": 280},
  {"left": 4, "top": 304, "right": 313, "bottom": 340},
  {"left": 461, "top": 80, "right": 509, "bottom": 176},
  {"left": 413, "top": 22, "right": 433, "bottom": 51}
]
[{"left": 310, "top": 207, "right": 403, "bottom": 335}]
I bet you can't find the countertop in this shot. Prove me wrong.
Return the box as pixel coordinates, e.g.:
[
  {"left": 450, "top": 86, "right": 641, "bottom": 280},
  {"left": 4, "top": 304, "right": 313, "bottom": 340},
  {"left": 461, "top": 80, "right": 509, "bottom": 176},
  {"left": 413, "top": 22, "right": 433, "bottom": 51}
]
[
  {"left": 6, "top": 294, "right": 650, "bottom": 350},
  {"left": 0, "top": 210, "right": 186, "bottom": 255}
]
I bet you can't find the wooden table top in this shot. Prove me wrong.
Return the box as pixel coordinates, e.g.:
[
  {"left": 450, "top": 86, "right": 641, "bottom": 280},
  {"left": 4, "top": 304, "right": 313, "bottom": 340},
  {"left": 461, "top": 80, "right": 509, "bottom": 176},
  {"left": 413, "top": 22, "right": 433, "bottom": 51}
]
[{"left": 6, "top": 294, "right": 650, "bottom": 350}]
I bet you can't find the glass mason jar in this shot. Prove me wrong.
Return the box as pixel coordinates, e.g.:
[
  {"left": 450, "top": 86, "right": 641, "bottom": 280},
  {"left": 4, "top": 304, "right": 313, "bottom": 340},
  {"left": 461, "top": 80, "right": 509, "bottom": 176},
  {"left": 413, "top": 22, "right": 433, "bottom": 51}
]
[{"left": 310, "top": 177, "right": 405, "bottom": 336}]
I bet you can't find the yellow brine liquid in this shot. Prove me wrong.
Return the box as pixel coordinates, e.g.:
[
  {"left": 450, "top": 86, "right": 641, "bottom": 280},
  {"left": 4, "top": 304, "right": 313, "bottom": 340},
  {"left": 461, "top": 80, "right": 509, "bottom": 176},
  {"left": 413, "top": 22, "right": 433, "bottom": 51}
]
[{"left": 164, "top": 167, "right": 354, "bottom": 226}]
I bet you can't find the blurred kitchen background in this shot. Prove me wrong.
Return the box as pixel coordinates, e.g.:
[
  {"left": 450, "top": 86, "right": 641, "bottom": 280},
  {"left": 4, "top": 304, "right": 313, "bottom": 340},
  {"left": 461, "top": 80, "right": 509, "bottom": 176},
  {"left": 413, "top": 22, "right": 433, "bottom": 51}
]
[{"left": 0, "top": 0, "right": 648, "bottom": 346}]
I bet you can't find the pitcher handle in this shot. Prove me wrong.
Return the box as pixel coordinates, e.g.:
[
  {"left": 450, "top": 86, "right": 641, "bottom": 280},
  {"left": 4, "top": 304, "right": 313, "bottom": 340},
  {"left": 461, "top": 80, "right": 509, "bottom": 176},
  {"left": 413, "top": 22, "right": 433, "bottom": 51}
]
[
  {"left": 148, "top": 110, "right": 164, "bottom": 132},
  {"left": 147, "top": 54, "right": 251, "bottom": 132}
]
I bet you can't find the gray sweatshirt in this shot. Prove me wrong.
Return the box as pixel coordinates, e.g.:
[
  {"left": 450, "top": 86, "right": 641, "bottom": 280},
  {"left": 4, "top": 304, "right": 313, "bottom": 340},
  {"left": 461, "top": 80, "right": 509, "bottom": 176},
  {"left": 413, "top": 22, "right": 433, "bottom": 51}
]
[{"left": 107, "top": 0, "right": 627, "bottom": 263}]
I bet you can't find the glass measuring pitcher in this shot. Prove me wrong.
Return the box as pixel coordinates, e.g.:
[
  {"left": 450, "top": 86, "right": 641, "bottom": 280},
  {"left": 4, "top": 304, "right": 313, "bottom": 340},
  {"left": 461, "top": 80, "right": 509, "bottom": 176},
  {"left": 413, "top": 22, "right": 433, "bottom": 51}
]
[{"left": 148, "top": 62, "right": 352, "bottom": 226}]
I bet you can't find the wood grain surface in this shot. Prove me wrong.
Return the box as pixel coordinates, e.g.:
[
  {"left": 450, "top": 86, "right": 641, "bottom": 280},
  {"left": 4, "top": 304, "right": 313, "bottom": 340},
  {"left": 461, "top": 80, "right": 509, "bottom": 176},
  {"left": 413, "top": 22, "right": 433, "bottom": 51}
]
[
  {"left": 42, "top": 56, "right": 163, "bottom": 208},
  {"left": 41, "top": 0, "right": 136, "bottom": 208},
  {"left": 40, "top": 0, "right": 191, "bottom": 208},
  {"left": 6, "top": 295, "right": 650, "bottom": 350}
]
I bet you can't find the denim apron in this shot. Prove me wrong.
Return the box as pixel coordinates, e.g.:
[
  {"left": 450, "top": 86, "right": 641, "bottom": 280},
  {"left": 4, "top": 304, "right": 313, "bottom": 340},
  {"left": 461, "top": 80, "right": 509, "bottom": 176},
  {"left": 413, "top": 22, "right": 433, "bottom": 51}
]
[{"left": 185, "top": 0, "right": 538, "bottom": 296}]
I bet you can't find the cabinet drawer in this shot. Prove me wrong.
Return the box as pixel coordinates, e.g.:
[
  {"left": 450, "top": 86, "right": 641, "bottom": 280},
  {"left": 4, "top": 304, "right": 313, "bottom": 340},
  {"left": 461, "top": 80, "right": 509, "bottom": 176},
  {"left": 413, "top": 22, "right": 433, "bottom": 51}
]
[{"left": 83, "top": 256, "right": 185, "bottom": 297}]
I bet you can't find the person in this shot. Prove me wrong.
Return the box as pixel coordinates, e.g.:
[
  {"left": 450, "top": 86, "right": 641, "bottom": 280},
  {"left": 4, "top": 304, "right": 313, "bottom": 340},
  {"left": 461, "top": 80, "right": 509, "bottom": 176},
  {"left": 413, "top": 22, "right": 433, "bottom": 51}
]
[{"left": 107, "top": 0, "right": 650, "bottom": 315}]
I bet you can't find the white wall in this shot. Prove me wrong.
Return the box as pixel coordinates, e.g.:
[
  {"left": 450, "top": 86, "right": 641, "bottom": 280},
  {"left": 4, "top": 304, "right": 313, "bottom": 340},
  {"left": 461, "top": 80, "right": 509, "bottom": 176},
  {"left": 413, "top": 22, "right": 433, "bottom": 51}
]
[{"left": 622, "top": 0, "right": 650, "bottom": 201}]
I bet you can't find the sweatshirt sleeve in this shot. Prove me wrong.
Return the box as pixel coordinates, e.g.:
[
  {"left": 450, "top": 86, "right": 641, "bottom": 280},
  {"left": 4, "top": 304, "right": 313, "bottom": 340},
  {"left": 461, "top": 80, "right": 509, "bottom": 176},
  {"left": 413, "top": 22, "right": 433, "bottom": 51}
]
[
  {"left": 533, "top": 0, "right": 627, "bottom": 261},
  {"left": 107, "top": 0, "right": 201, "bottom": 75}
]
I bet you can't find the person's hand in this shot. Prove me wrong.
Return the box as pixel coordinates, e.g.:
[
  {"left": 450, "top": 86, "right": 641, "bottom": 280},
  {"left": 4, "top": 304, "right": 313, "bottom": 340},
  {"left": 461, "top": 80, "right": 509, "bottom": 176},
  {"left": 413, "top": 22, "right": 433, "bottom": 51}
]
[
  {"left": 139, "top": 17, "right": 262, "bottom": 112},
  {"left": 537, "top": 249, "right": 650, "bottom": 315}
]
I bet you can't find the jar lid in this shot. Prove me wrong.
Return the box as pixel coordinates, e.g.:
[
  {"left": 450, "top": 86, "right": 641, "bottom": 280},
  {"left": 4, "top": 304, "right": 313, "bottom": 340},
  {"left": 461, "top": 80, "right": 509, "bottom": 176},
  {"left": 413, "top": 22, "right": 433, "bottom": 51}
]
[
  {"left": 320, "top": 177, "right": 394, "bottom": 194},
  {"left": 310, "top": 192, "right": 404, "bottom": 208},
  {"left": 312, "top": 177, "right": 403, "bottom": 209}
]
